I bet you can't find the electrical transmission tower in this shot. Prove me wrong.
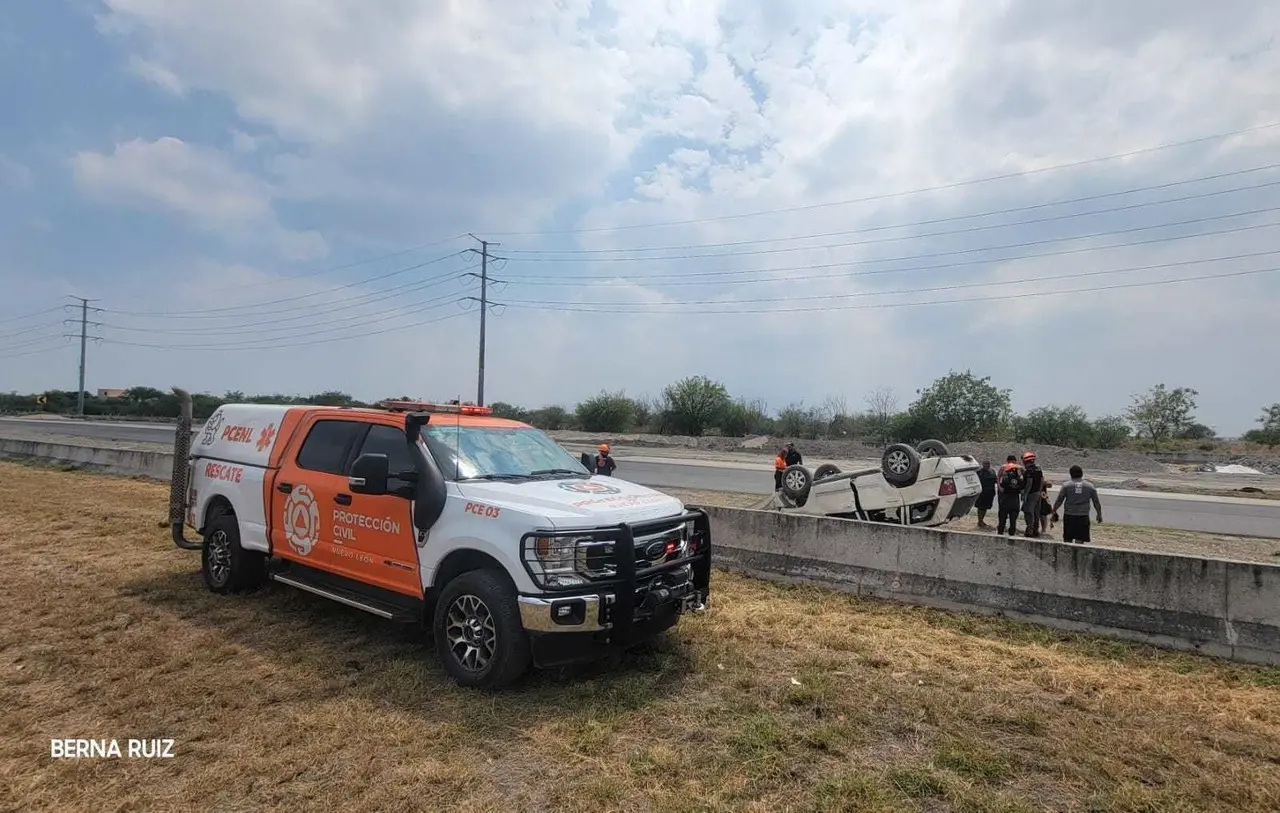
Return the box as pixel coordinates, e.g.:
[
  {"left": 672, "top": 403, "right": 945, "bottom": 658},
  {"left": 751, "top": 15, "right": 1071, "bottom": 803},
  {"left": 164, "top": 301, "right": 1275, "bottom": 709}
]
[
  {"left": 463, "top": 236, "right": 505, "bottom": 406},
  {"left": 64, "top": 297, "right": 102, "bottom": 416}
]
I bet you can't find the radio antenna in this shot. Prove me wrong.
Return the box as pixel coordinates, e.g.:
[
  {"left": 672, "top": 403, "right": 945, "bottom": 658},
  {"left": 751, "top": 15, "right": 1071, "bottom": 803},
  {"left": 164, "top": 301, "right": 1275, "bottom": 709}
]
[{"left": 454, "top": 394, "right": 461, "bottom": 481}]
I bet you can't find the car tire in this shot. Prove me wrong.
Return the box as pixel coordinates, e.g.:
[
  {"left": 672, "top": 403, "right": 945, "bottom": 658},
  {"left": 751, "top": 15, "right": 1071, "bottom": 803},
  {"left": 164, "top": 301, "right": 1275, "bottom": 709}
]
[
  {"left": 813, "top": 463, "right": 842, "bottom": 480},
  {"left": 201, "top": 512, "right": 265, "bottom": 595},
  {"left": 780, "top": 464, "right": 813, "bottom": 501},
  {"left": 434, "top": 569, "right": 531, "bottom": 690},
  {"left": 916, "top": 439, "right": 950, "bottom": 458},
  {"left": 881, "top": 443, "right": 921, "bottom": 487}
]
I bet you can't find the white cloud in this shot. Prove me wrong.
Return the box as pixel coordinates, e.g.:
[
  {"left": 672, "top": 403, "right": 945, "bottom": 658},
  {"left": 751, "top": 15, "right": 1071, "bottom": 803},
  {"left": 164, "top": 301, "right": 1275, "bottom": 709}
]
[
  {"left": 3, "top": 0, "right": 1278, "bottom": 432},
  {"left": 71, "top": 136, "right": 326, "bottom": 260}
]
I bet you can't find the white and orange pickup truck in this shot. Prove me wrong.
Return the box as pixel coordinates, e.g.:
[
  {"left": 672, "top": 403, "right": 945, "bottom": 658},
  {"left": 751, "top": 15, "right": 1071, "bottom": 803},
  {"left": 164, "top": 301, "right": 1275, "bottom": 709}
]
[{"left": 166, "top": 392, "right": 711, "bottom": 689}]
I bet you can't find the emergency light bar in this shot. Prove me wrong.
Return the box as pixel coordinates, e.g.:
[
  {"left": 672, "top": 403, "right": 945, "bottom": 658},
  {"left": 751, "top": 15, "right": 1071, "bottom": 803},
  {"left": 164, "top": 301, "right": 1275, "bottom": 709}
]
[{"left": 377, "top": 399, "right": 493, "bottom": 416}]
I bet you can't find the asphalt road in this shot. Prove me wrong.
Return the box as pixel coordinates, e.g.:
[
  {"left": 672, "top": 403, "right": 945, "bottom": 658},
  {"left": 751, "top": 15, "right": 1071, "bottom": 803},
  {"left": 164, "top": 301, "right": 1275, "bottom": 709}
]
[{"left": 4, "top": 417, "right": 1279, "bottom": 539}]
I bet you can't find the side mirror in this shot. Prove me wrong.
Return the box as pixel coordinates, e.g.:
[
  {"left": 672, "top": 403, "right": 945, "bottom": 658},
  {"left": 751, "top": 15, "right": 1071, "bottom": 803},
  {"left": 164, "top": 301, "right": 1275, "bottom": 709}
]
[
  {"left": 349, "top": 453, "right": 390, "bottom": 495},
  {"left": 580, "top": 451, "right": 595, "bottom": 473}
]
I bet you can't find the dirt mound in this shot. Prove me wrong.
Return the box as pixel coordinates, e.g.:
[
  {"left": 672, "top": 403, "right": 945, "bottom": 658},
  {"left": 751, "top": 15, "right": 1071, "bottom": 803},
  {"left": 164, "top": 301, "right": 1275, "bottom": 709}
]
[{"left": 948, "top": 442, "right": 1166, "bottom": 475}]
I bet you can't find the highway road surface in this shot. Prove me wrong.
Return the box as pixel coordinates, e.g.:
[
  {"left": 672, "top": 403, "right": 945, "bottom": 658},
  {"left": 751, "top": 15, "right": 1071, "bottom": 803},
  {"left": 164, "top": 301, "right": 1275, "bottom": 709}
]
[{"left": 3, "top": 417, "right": 1278, "bottom": 539}]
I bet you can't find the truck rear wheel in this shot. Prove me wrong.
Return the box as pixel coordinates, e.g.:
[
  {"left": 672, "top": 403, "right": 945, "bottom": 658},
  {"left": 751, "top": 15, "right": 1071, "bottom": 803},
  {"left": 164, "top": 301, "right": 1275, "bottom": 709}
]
[
  {"left": 434, "top": 569, "right": 531, "bottom": 690},
  {"left": 201, "top": 512, "right": 265, "bottom": 594}
]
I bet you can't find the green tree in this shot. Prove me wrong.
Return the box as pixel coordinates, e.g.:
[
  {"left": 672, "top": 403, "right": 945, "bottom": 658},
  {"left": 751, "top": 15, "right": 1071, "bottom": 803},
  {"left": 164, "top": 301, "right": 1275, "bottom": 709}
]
[
  {"left": 904, "top": 370, "right": 1012, "bottom": 441},
  {"left": 1242, "top": 403, "right": 1280, "bottom": 448},
  {"left": 775, "top": 402, "right": 825, "bottom": 440},
  {"left": 1178, "top": 422, "right": 1216, "bottom": 441},
  {"left": 488, "top": 401, "right": 529, "bottom": 422},
  {"left": 1013, "top": 405, "right": 1094, "bottom": 447},
  {"left": 1090, "top": 415, "right": 1131, "bottom": 449},
  {"left": 575, "top": 390, "right": 635, "bottom": 433},
  {"left": 660, "top": 375, "right": 731, "bottom": 436},
  {"left": 526, "top": 405, "right": 569, "bottom": 430},
  {"left": 717, "top": 398, "right": 772, "bottom": 437},
  {"left": 1124, "top": 384, "right": 1199, "bottom": 446}
]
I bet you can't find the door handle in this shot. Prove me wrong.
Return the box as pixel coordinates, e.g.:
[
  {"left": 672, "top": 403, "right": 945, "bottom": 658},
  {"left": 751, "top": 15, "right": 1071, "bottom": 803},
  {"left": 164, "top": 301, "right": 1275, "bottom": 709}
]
[
  {"left": 277, "top": 482, "right": 293, "bottom": 494},
  {"left": 335, "top": 493, "right": 352, "bottom": 505}
]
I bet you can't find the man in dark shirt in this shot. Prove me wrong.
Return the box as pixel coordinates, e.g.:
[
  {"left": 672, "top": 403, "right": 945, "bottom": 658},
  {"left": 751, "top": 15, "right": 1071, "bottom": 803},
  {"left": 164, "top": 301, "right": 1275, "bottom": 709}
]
[
  {"left": 1020, "top": 450, "right": 1045, "bottom": 537},
  {"left": 784, "top": 442, "right": 802, "bottom": 467},
  {"left": 974, "top": 460, "right": 997, "bottom": 528},
  {"left": 996, "top": 455, "right": 1022, "bottom": 536}
]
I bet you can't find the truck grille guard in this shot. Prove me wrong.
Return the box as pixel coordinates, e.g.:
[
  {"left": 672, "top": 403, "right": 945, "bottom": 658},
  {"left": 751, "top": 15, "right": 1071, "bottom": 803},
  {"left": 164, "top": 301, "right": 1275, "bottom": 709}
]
[
  {"left": 519, "top": 509, "right": 713, "bottom": 645},
  {"left": 169, "top": 387, "right": 202, "bottom": 550}
]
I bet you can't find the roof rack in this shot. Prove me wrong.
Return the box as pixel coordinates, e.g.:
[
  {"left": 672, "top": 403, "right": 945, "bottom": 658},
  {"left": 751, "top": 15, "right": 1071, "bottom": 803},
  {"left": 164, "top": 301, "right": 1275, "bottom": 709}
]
[{"left": 376, "top": 399, "right": 493, "bottom": 416}]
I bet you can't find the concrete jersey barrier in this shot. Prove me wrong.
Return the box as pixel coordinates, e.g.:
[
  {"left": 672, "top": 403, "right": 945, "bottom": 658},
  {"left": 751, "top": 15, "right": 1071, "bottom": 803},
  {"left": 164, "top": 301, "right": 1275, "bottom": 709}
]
[
  {"left": 4, "top": 436, "right": 1278, "bottom": 666},
  {"left": 0, "top": 437, "right": 175, "bottom": 480},
  {"left": 699, "top": 505, "right": 1280, "bottom": 666}
]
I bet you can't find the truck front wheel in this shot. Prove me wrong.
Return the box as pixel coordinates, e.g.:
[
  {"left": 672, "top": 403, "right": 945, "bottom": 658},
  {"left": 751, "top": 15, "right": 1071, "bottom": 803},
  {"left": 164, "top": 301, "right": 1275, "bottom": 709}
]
[
  {"left": 201, "top": 512, "right": 265, "bottom": 594},
  {"left": 434, "top": 569, "right": 532, "bottom": 690}
]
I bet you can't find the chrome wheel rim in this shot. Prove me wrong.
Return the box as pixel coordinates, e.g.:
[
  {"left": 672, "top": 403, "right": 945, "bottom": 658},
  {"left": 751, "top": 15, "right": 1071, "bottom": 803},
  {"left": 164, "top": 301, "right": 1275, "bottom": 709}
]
[
  {"left": 784, "top": 469, "right": 807, "bottom": 492},
  {"left": 207, "top": 530, "right": 232, "bottom": 585},
  {"left": 445, "top": 594, "right": 497, "bottom": 672},
  {"left": 887, "top": 450, "right": 911, "bottom": 474}
]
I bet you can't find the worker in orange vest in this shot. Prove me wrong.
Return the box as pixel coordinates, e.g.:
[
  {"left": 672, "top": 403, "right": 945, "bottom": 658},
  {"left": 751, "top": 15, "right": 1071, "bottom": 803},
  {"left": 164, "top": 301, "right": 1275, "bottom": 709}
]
[
  {"left": 594, "top": 443, "right": 617, "bottom": 476},
  {"left": 773, "top": 448, "right": 787, "bottom": 491}
]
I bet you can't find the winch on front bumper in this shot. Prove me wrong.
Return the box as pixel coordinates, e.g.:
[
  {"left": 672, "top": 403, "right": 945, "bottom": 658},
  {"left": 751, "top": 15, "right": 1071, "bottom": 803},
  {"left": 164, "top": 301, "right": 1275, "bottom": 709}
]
[{"left": 516, "top": 509, "right": 712, "bottom": 668}]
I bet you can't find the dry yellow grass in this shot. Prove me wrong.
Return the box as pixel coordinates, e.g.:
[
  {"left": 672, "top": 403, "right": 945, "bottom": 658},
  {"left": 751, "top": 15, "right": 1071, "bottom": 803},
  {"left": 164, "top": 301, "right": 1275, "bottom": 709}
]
[
  {"left": 665, "top": 488, "right": 1280, "bottom": 564},
  {"left": 2, "top": 461, "right": 1279, "bottom": 813}
]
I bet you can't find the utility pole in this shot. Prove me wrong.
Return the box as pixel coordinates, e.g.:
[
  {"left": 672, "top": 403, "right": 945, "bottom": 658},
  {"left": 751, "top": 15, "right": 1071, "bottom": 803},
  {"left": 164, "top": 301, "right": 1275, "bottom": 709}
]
[
  {"left": 70, "top": 296, "right": 99, "bottom": 416},
  {"left": 466, "top": 235, "right": 501, "bottom": 407}
]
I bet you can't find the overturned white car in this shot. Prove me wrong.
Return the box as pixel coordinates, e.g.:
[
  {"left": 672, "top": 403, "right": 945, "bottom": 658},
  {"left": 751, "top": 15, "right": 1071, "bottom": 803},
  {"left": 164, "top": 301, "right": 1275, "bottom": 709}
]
[{"left": 755, "top": 440, "right": 982, "bottom": 528}]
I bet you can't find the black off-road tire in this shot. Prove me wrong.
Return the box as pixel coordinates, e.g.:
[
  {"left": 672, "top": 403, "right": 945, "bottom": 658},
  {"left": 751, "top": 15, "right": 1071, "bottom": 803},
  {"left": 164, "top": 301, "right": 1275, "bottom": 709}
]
[
  {"left": 813, "top": 463, "right": 842, "bottom": 480},
  {"left": 201, "top": 512, "right": 266, "bottom": 594},
  {"left": 916, "top": 439, "right": 951, "bottom": 458},
  {"left": 781, "top": 464, "right": 813, "bottom": 501},
  {"left": 434, "top": 569, "right": 531, "bottom": 690},
  {"left": 881, "top": 443, "right": 921, "bottom": 487}
]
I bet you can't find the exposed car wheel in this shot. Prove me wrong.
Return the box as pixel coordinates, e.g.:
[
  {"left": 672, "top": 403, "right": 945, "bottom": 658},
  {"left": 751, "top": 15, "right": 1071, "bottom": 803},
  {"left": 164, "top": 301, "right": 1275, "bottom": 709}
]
[
  {"left": 434, "top": 569, "right": 531, "bottom": 690},
  {"left": 881, "top": 443, "right": 921, "bottom": 487},
  {"left": 201, "top": 512, "right": 265, "bottom": 595},
  {"left": 916, "top": 439, "right": 951, "bottom": 458},
  {"left": 781, "top": 464, "right": 813, "bottom": 501},
  {"left": 813, "top": 463, "right": 842, "bottom": 480}
]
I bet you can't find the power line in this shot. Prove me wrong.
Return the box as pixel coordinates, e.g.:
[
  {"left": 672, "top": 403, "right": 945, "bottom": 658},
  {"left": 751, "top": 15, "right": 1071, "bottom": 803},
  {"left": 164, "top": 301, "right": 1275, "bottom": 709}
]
[
  {"left": 69, "top": 296, "right": 101, "bottom": 416},
  {"left": 499, "top": 168, "right": 1280, "bottom": 255},
  {"left": 508, "top": 250, "right": 1280, "bottom": 309},
  {"left": 482, "top": 120, "right": 1280, "bottom": 236},
  {"left": 102, "top": 249, "right": 470, "bottom": 317},
  {"left": 506, "top": 214, "right": 1280, "bottom": 284},
  {"left": 504, "top": 202, "right": 1280, "bottom": 264},
  {"left": 98, "top": 264, "right": 480, "bottom": 333},
  {"left": 0, "top": 320, "right": 65, "bottom": 341},
  {"left": 222, "top": 233, "right": 470, "bottom": 291},
  {"left": 498, "top": 266, "right": 1279, "bottom": 316},
  {"left": 464, "top": 235, "right": 501, "bottom": 406},
  {"left": 100, "top": 308, "right": 471, "bottom": 353},
  {"left": 0, "top": 306, "right": 65, "bottom": 326}
]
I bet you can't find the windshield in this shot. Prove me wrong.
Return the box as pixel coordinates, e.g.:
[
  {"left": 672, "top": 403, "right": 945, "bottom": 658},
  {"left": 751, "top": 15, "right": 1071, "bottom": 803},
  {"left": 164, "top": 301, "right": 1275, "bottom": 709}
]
[{"left": 422, "top": 424, "right": 590, "bottom": 481}]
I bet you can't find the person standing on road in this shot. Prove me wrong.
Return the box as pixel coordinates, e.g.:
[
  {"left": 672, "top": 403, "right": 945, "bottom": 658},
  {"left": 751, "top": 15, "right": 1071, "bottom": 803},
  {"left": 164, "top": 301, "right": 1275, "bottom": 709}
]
[
  {"left": 773, "top": 448, "right": 787, "bottom": 491},
  {"left": 974, "top": 460, "right": 997, "bottom": 529},
  {"left": 996, "top": 455, "right": 1023, "bottom": 536},
  {"left": 784, "top": 442, "right": 803, "bottom": 467},
  {"left": 594, "top": 444, "right": 617, "bottom": 477},
  {"left": 1020, "top": 450, "right": 1045, "bottom": 537},
  {"left": 1052, "top": 465, "right": 1103, "bottom": 544}
]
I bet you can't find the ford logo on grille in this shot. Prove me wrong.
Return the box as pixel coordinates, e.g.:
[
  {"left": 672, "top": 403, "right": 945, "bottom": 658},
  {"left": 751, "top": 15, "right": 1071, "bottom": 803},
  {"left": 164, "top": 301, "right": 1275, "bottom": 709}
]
[{"left": 643, "top": 541, "right": 667, "bottom": 559}]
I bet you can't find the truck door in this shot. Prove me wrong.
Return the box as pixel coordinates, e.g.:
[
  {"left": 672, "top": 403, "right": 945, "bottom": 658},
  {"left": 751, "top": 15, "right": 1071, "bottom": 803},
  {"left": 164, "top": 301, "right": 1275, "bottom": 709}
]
[
  {"left": 336, "top": 423, "right": 421, "bottom": 598},
  {"left": 270, "top": 417, "right": 366, "bottom": 572}
]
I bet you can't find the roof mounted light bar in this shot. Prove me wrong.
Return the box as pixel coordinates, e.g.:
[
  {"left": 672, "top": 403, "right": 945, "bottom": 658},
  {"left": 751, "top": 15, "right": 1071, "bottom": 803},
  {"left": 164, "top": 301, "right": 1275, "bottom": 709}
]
[{"left": 377, "top": 399, "right": 492, "bottom": 416}]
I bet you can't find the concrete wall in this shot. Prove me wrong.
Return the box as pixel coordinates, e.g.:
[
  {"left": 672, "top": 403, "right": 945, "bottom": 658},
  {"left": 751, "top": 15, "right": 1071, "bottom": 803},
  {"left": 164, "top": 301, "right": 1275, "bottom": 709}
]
[
  {"left": 700, "top": 505, "right": 1280, "bottom": 666},
  {"left": 0, "top": 437, "right": 175, "bottom": 480}
]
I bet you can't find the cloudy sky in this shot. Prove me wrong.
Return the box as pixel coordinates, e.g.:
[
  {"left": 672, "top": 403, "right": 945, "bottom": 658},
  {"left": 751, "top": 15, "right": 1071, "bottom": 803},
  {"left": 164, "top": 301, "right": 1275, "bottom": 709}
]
[{"left": 1, "top": 0, "right": 1278, "bottom": 434}]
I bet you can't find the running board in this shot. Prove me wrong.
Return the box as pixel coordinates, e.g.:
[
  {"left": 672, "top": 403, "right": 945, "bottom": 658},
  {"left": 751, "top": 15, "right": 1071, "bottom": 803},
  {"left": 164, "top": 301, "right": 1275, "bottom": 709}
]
[{"left": 269, "top": 572, "right": 420, "bottom": 622}]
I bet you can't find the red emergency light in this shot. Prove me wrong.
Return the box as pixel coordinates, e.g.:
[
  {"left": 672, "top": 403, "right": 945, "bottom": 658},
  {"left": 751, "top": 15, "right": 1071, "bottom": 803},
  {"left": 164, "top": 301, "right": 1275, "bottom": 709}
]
[{"left": 377, "top": 399, "right": 493, "bottom": 416}]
